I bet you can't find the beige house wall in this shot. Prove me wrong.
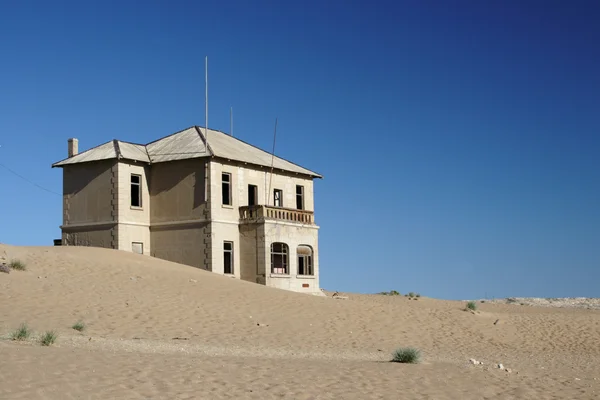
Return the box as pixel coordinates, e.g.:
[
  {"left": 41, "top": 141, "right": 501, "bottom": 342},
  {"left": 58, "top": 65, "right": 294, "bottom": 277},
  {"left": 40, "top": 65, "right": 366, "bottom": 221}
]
[
  {"left": 150, "top": 224, "right": 208, "bottom": 268},
  {"left": 209, "top": 158, "right": 315, "bottom": 220},
  {"left": 239, "top": 223, "right": 265, "bottom": 283},
  {"left": 262, "top": 221, "right": 320, "bottom": 294},
  {"left": 148, "top": 158, "right": 211, "bottom": 269},
  {"left": 62, "top": 159, "right": 116, "bottom": 226},
  {"left": 61, "top": 225, "right": 114, "bottom": 248},
  {"left": 116, "top": 161, "right": 151, "bottom": 254}
]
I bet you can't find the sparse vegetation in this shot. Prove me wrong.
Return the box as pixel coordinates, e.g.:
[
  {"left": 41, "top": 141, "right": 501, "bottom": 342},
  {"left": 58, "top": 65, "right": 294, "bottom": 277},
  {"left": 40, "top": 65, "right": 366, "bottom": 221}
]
[
  {"left": 466, "top": 301, "right": 477, "bottom": 311},
  {"left": 72, "top": 321, "right": 85, "bottom": 332},
  {"left": 416, "top": 293, "right": 421, "bottom": 298},
  {"left": 11, "top": 323, "right": 32, "bottom": 341},
  {"left": 39, "top": 330, "right": 58, "bottom": 346},
  {"left": 391, "top": 347, "right": 421, "bottom": 364},
  {"left": 378, "top": 290, "right": 400, "bottom": 296},
  {"left": 408, "top": 292, "right": 416, "bottom": 298},
  {"left": 9, "top": 259, "right": 26, "bottom": 271}
]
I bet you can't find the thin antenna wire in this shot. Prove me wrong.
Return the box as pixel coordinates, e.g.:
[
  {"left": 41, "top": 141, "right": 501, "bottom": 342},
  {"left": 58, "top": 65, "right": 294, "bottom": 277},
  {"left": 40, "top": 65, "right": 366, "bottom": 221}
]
[
  {"left": 267, "top": 117, "right": 278, "bottom": 206},
  {"left": 0, "top": 161, "right": 60, "bottom": 196},
  {"left": 205, "top": 56, "right": 209, "bottom": 151}
]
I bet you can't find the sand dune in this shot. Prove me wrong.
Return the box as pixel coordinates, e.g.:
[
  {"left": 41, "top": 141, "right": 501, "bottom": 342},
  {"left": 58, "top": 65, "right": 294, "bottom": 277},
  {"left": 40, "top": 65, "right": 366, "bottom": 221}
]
[{"left": 1, "top": 244, "right": 599, "bottom": 399}]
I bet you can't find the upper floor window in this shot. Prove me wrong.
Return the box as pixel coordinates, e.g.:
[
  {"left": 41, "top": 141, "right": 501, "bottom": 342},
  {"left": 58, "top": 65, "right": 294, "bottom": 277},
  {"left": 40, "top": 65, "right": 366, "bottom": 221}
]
[
  {"left": 271, "top": 242, "right": 288, "bottom": 274},
  {"left": 273, "top": 189, "right": 283, "bottom": 207},
  {"left": 248, "top": 184, "right": 258, "bottom": 206},
  {"left": 296, "top": 185, "right": 304, "bottom": 210},
  {"left": 131, "top": 174, "right": 142, "bottom": 207},
  {"left": 222, "top": 172, "right": 232, "bottom": 205}
]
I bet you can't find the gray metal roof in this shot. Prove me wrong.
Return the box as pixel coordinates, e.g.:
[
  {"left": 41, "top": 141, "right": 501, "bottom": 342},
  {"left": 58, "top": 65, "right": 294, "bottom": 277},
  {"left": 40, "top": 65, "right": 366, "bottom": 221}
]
[
  {"left": 146, "top": 127, "right": 208, "bottom": 163},
  {"left": 118, "top": 141, "right": 150, "bottom": 163},
  {"left": 52, "top": 126, "right": 322, "bottom": 178}
]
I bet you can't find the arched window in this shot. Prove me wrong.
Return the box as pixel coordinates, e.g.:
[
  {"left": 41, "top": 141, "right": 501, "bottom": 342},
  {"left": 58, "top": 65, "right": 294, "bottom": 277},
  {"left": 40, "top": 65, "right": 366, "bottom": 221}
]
[
  {"left": 271, "top": 242, "right": 289, "bottom": 274},
  {"left": 297, "top": 245, "right": 313, "bottom": 275}
]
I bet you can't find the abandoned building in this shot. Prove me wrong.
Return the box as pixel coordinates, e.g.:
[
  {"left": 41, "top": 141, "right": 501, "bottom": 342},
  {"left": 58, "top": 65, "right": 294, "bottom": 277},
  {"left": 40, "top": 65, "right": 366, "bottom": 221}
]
[{"left": 51, "top": 126, "right": 323, "bottom": 295}]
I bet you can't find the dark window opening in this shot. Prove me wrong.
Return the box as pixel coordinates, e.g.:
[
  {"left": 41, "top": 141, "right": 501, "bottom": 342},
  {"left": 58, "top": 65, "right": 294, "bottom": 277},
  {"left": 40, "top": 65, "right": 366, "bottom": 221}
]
[
  {"left": 296, "top": 185, "right": 304, "bottom": 210},
  {"left": 224, "top": 241, "right": 233, "bottom": 274},
  {"left": 222, "top": 173, "right": 231, "bottom": 205},
  {"left": 297, "top": 245, "right": 313, "bottom": 275},
  {"left": 271, "top": 242, "right": 288, "bottom": 274},
  {"left": 273, "top": 189, "right": 282, "bottom": 207},
  {"left": 248, "top": 184, "right": 258, "bottom": 206},
  {"left": 131, "top": 174, "right": 142, "bottom": 207}
]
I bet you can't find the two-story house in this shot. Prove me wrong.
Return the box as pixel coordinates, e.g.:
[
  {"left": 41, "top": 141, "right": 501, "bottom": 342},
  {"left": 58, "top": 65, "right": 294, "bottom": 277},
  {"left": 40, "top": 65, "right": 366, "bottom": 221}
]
[{"left": 51, "top": 126, "right": 323, "bottom": 295}]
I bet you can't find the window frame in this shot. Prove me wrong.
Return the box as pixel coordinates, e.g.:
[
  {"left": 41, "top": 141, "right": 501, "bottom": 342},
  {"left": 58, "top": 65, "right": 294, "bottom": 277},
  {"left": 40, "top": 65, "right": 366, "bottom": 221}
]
[
  {"left": 132, "top": 241, "right": 144, "bottom": 254},
  {"left": 273, "top": 188, "right": 283, "bottom": 207},
  {"left": 222, "top": 172, "right": 232, "bottom": 206},
  {"left": 223, "top": 241, "right": 234, "bottom": 274},
  {"left": 270, "top": 242, "right": 289, "bottom": 274},
  {"left": 297, "top": 245, "right": 313, "bottom": 276},
  {"left": 248, "top": 184, "right": 258, "bottom": 207},
  {"left": 130, "top": 174, "right": 142, "bottom": 208},
  {"left": 296, "top": 185, "right": 304, "bottom": 210}
]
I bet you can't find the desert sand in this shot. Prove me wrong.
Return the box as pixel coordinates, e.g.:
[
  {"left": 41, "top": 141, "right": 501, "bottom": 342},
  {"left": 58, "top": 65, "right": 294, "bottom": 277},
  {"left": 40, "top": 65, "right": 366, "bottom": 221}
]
[{"left": 1, "top": 244, "right": 599, "bottom": 399}]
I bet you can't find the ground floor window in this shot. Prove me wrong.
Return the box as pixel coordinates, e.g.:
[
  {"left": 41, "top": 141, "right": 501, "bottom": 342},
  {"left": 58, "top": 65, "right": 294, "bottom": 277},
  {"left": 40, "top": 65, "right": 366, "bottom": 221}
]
[
  {"left": 224, "top": 241, "right": 234, "bottom": 274},
  {"left": 271, "top": 242, "right": 288, "bottom": 274},
  {"left": 132, "top": 242, "right": 143, "bottom": 254},
  {"left": 297, "top": 245, "right": 313, "bottom": 275}
]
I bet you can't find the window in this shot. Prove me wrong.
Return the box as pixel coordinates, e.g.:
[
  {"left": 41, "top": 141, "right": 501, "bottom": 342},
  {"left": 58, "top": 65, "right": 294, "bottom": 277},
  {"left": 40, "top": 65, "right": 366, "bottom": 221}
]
[
  {"left": 223, "top": 241, "right": 234, "bottom": 274},
  {"left": 297, "top": 245, "right": 313, "bottom": 275},
  {"left": 222, "top": 173, "right": 232, "bottom": 205},
  {"left": 296, "top": 185, "right": 304, "bottom": 210},
  {"left": 130, "top": 174, "right": 142, "bottom": 207},
  {"left": 132, "top": 242, "right": 143, "bottom": 254},
  {"left": 273, "top": 189, "right": 283, "bottom": 207},
  {"left": 248, "top": 184, "right": 258, "bottom": 206},
  {"left": 271, "top": 242, "right": 288, "bottom": 274}
]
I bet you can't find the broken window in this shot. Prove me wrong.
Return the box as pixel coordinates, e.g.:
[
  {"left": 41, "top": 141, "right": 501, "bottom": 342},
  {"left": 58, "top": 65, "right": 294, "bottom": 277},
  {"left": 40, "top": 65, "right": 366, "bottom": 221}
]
[
  {"left": 224, "top": 241, "right": 234, "bottom": 274},
  {"left": 131, "top": 174, "right": 142, "bottom": 207},
  {"left": 132, "top": 242, "right": 143, "bottom": 254},
  {"left": 222, "top": 173, "right": 232, "bottom": 205},
  {"left": 273, "top": 189, "right": 283, "bottom": 207},
  {"left": 297, "top": 245, "right": 313, "bottom": 275},
  {"left": 248, "top": 184, "right": 258, "bottom": 206},
  {"left": 296, "top": 185, "right": 304, "bottom": 210},
  {"left": 271, "top": 242, "right": 288, "bottom": 274}
]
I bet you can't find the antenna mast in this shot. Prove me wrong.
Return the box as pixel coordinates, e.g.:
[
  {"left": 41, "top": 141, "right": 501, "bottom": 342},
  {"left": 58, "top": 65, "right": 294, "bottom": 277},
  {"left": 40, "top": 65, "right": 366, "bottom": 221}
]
[
  {"left": 267, "top": 117, "right": 278, "bottom": 205},
  {"left": 205, "top": 56, "right": 209, "bottom": 151},
  {"left": 230, "top": 107, "right": 233, "bottom": 136}
]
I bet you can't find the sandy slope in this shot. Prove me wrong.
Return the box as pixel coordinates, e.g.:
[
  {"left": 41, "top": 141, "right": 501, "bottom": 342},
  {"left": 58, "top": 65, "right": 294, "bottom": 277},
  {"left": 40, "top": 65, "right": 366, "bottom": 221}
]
[{"left": 1, "top": 244, "right": 599, "bottom": 399}]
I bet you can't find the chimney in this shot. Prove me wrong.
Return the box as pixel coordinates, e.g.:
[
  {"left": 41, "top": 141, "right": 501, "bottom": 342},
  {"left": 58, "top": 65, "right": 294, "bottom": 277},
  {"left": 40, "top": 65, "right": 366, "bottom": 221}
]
[{"left": 68, "top": 138, "right": 78, "bottom": 157}]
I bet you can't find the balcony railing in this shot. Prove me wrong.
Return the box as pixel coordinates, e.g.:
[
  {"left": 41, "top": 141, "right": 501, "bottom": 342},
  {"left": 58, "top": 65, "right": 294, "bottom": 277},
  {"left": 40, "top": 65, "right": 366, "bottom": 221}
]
[{"left": 239, "top": 205, "right": 315, "bottom": 225}]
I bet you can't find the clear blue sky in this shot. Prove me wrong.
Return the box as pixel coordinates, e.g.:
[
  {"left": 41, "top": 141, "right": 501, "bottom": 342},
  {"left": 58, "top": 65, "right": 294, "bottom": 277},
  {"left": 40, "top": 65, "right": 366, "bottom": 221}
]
[{"left": 1, "top": 1, "right": 599, "bottom": 300}]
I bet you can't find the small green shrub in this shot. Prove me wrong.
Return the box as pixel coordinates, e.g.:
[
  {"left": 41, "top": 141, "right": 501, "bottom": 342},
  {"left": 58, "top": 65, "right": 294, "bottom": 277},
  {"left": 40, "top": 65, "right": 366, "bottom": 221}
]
[
  {"left": 378, "top": 290, "right": 400, "bottom": 296},
  {"left": 391, "top": 347, "right": 421, "bottom": 364},
  {"left": 40, "top": 331, "right": 58, "bottom": 346},
  {"left": 416, "top": 293, "right": 421, "bottom": 298},
  {"left": 466, "top": 301, "right": 477, "bottom": 311},
  {"left": 9, "top": 259, "right": 26, "bottom": 271},
  {"left": 11, "top": 323, "right": 32, "bottom": 341},
  {"left": 72, "top": 321, "right": 85, "bottom": 332},
  {"left": 408, "top": 292, "right": 416, "bottom": 298}
]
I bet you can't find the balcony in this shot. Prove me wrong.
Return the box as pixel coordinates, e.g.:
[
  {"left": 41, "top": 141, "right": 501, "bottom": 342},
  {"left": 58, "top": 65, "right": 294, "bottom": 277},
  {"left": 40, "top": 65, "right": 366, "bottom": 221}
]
[{"left": 239, "top": 205, "right": 315, "bottom": 225}]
